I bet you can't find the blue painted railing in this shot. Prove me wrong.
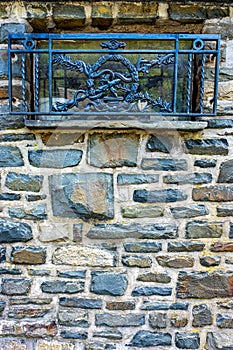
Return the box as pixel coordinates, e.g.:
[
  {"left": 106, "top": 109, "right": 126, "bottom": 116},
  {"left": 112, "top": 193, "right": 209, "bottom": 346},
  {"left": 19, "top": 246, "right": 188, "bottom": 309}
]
[{"left": 8, "top": 33, "right": 220, "bottom": 122}]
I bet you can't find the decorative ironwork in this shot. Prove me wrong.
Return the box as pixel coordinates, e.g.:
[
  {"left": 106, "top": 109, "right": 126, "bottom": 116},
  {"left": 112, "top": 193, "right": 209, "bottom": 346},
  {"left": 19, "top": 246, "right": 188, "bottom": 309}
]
[{"left": 100, "top": 39, "right": 126, "bottom": 50}]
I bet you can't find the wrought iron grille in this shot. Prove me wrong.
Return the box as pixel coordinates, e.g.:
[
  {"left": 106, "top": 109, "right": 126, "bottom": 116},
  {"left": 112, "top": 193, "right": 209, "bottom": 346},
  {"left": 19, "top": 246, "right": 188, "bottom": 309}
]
[{"left": 8, "top": 33, "right": 220, "bottom": 123}]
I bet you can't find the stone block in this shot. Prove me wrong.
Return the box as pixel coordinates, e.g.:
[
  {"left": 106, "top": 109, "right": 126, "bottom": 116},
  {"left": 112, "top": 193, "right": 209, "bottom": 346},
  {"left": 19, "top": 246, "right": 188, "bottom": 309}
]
[
  {"left": 58, "top": 309, "right": 88, "bottom": 327},
  {"left": 217, "top": 314, "right": 233, "bottom": 328},
  {"left": 149, "top": 313, "right": 167, "bottom": 329},
  {"left": 11, "top": 247, "right": 46, "bottom": 265},
  {"left": 53, "top": 4, "right": 86, "bottom": 29},
  {"left": 41, "top": 281, "right": 84, "bottom": 294},
  {"left": 60, "top": 330, "right": 88, "bottom": 339},
  {"left": 0, "top": 321, "right": 57, "bottom": 337},
  {"left": 193, "top": 185, "right": 233, "bottom": 201},
  {"left": 87, "top": 223, "right": 178, "bottom": 240},
  {"left": 90, "top": 272, "right": 127, "bottom": 296},
  {"left": 171, "top": 204, "right": 208, "bottom": 219},
  {"left": 168, "top": 241, "right": 205, "bottom": 252},
  {"left": 124, "top": 241, "right": 162, "bottom": 253},
  {"left": 121, "top": 204, "right": 163, "bottom": 218},
  {"left": 117, "top": 2, "right": 158, "bottom": 24},
  {"left": 8, "top": 306, "right": 50, "bottom": 319},
  {"left": 192, "top": 304, "right": 213, "bottom": 327},
  {"left": 185, "top": 139, "right": 228, "bottom": 155},
  {"left": 39, "top": 222, "right": 70, "bottom": 242},
  {"left": 168, "top": 4, "right": 228, "bottom": 22},
  {"left": 88, "top": 133, "right": 139, "bottom": 168},
  {"left": 137, "top": 272, "right": 171, "bottom": 283},
  {"left": 156, "top": 255, "right": 194, "bottom": 268},
  {"left": 26, "top": 4, "right": 50, "bottom": 32},
  {"left": 117, "top": 173, "right": 159, "bottom": 185},
  {"left": 129, "top": 331, "right": 172, "bottom": 347},
  {"left": 106, "top": 301, "right": 135, "bottom": 310},
  {"left": 122, "top": 255, "right": 152, "bottom": 268},
  {"left": 132, "top": 286, "right": 172, "bottom": 297},
  {"left": 141, "top": 302, "right": 188, "bottom": 311},
  {"left": 141, "top": 158, "right": 188, "bottom": 171},
  {"left": 1, "top": 278, "right": 31, "bottom": 295},
  {"left": 0, "top": 247, "right": 6, "bottom": 262},
  {"left": 206, "top": 332, "right": 233, "bottom": 350},
  {"left": 134, "top": 189, "right": 187, "bottom": 203},
  {"left": 95, "top": 313, "right": 145, "bottom": 327},
  {"left": 37, "top": 341, "right": 74, "bottom": 350},
  {"left": 164, "top": 173, "right": 212, "bottom": 185},
  {"left": 0, "top": 146, "right": 23, "bottom": 167},
  {"left": 0, "top": 219, "right": 32, "bottom": 243},
  {"left": 28, "top": 149, "right": 82, "bottom": 168},
  {"left": 0, "top": 23, "right": 27, "bottom": 43},
  {"left": 49, "top": 173, "right": 114, "bottom": 220},
  {"left": 10, "top": 298, "right": 52, "bottom": 305},
  {"left": 170, "top": 316, "right": 188, "bottom": 328},
  {"left": 186, "top": 221, "right": 223, "bottom": 238},
  {"left": 217, "top": 205, "right": 233, "bottom": 216},
  {"left": 194, "top": 159, "right": 217, "bottom": 168},
  {"left": 177, "top": 271, "right": 233, "bottom": 298},
  {"left": 0, "top": 112, "right": 24, "bottom": 130},
  {"left": 218, "top": 159, "right": 233, "bottom": 183},
  {"left": 0, "top": 133, "right": 35, "bottom": 142},
  {"left": 92, "top": 4, "right": 113, "bottom": 28},
  {"left": 0, "top": 268, "right": 21, "bottom": 275},
  {"left": 39, "top": 132, "right": 84, "bottom": 146},
  {"left": 0, "top": 193, "right": 21, "bottom": 200},
  {"left": 200, "top": 256, "right": 221, "bottom": 267},
  {"left": 175, "top": 332, "right": 200, "bottom": 349},
  {"left": 5, "top": 172, "right": 43, "bottom": 192},
  {"left": 9, "top": 205, "right": 47, "bottom": 220},
  {"left": 60, "top": 297, "right": 102, "bottom": 309},
  {"left": 28, "top": 269, "right": 50, "bottom": 276},
  {"left": 53, "top": 245, "right": 115, "bottom": 267},
  {"left": 57, "top": 270, "right": 86, "bottom": 279},
  {"left": 210, "top": 242, "right": 233, "bottom": 252},
  {"left": 0, "top": 339, "right": 27, "bottom": 350},
  {"left": 93, "top": 331, "right": 122, "bottom": 340},
  {"left": 146, "top": 135, "right": 172, "bottom": 153}
]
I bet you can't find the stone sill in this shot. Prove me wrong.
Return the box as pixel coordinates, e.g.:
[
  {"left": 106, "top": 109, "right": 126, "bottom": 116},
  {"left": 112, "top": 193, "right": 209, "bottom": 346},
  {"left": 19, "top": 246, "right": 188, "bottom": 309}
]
[{"left": 24, "top": 117, "right": 208, "bottom": 131}]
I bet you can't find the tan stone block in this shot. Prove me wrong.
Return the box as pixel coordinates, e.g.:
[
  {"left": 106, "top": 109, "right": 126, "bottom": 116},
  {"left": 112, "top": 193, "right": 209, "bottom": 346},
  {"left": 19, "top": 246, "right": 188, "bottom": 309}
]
[
  {"left": 37, "top": 341, "right": 74, "bottom": 350},
  {"left": 39, "top": 222, "right": 70, "bottom": 242}
]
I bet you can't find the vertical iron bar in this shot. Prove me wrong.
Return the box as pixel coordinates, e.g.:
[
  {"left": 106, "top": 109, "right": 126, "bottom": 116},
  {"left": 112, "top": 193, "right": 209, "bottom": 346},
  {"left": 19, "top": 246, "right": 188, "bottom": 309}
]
[
  {"left": 199, "top": 54, "right": 206, "bottom": 114},
  {"left": 21, "top": 53, "right": 26, "bottom": 111},
  {"left": 30, "top": 53, "right": 35, "bottom": 113},
  {"left": 172, "top": 37, "right": 179, "bottom": 113},
  {"left": 8, "top": 35, "right": 12, "bottom": 113},
  {"left": 213, "top": 38, "right": 220, "bottom": 115},
  {"left": 35, "top": 53, "right": 39, "bottom": 112},
  {"left": 48, "top": 37, "right": 52, "bottom": 112},
  {"left": 186, "top": 53, "right": 192, "bottom": 113}
]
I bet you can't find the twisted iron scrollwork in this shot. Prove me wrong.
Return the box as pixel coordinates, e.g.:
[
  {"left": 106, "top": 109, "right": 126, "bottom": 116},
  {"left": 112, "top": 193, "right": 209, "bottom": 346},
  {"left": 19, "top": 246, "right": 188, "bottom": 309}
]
[{"left": 52, "top": 40, "right": 174, "bottom": 113}]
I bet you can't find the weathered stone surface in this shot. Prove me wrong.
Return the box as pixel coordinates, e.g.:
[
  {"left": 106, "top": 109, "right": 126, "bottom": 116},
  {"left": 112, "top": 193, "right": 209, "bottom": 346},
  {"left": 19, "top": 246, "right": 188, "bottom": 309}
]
[
  {"left": 124, "top": 241, "right": 162, "bottom": 253},
  {"left": 192, "top": 304, "right": 213, "bottom": 327},
  {"left": 92, "top": 4, "right": 113, "bottom": 27},
  {"left": 217, "top": 205, "right": 233, "bottom": 216},
  {"left": 217, "top": 314, "right": 233, "bottom": 328},
  {"left": 60, "top": 330, "right": 88, "bottom": 339},
  {"left": 0, "top": 193, "right": 21, "bottom": 201},
  {"left": 85, "top": 343, "right": 116, "bottom": 350},
  {"left": 129, "top": 330, "right": 172, "bottom": 347},
  {"left": 117, "top": 173, "right": 159, "bottom": 185},
  {"left": 230, "top": 224, "right": 233, "bottom": 239},
  {"left": 134, "top": 189, "right": 187, "bottom": 203},
  {"left": 118, "top": 2, "right": 158, "bottom": 24},
  {"left": 141, "top": 302, "right": 188, "bottom": 311},
  {"left": 218, "top": 159, "right": 233, "bottom": 183},
  {"left": 141, "top": 158, "right": 188, "bottom": 171},
  {"left": 186, "top": 221, "right": 223, "bottom": 239},
  {"left": 122, "top": 255, "right": 152, "bottom": 268},
  {"left": 28, "top": 269, "right": 50, "bottom": 276},
  {"left": 9, "top": 205, "right": 47, "bottom": 220},
  {"left": 0, "top": 146, "right": 23, "bottom": 167},
  {"left": 8, "top": 306, "right": 50, "bottom": 319},
  {"left": 0, "top": 268, "right": 21, "bottom": 275},
  {"left": 41, "top": 281, "right": 84, "bottom": 294},
  {"left": 38, "top": 132, "right": 84, "bottom": 146},
  {"left": 170, "top": 316, "right": 188, "bottom": 328},
  {"left": 53, "top": 245, "right": 115, "bottom": 267},
  {"left": 25, "top": 194, "right": 46, "bottom": 202},
  {"left": 156, "top": 255, "right": 194, "bottom": 268},
  {"left": 164, "top": 173, "right": 212, "bottom": 185},
  {"left": 5, "top": 172, "right": 43, "bottom": 192},
  {"left": 171, "top": 204, "right": 208, "bottom": 219},
  {"left": 0, "top": 300, "right": 6, "bottom": 313},
  {"left": 0, "top": 112, "right": 24, "bottom": 130},
  {"left": 194, "top": 159, "right": 217, "bottom": 168},
  {"left": 206, "top": 332, "right": 233, "bottom": 350},
  {"left": 37, "top": 341, "right": 74, "bottom": 350},
  {"left": 88, "top": 133, "right": 139, "bottom": 168},
  {"left": 210, "top": 242, "right": 233, "bottom": 252},
  {"left": 0, "top": 23, "right": 27, "bottom": 43},
  {"left": 90, "top": 272, "right": 127, "bottom": 296},
  {"left": 106, "top": 301, "right": 135, "bottom": 310},
  {"left": 1, "top": 279, "right": 31, "bottom": 295},
  {"left": 57, "top": 270, "right": 86, "bottom": 279},
  {"left": 11, "top": 247, "right": 46, "bottom": 265},
  {"left": 0, "top": 339, "right": 28, "bottom": 350},
  {"left": 0, "top": 247, "right": 6, "bottom": 262},
  {"left": 49, "top": 173, "right": 114, "bottom": 220},
  {"left": 73, "top": 223, "right": 83, "bottom": 243},
  {"left": 168, "top": 241, "right": 205, "bottom": 252},
  {"left": 95, "top": 313, "right": 144, "bottom": 327},
  {"left": 177, "top": 271, "right": 233, "bottom": 298},
  {"left": 121, "top": 205, "right": 163, "bottom": 218},
  {"left": 185, "top": 139, "right": 228, "bottom": 155},
  {"left": 146, "top": 135, "right": 172, "bottom": 153},
  {"left": 60, "top": 297, "right": 102, "bottom": 309},
  {"left": 208, "top": 119, "right": 233, "bottom": 128},
  {"left": 169, "top": 4, "right": 228, "bottom": 22},
  {"left": 93, "top": 330, "right": 122, "bottom": 340},
  {"left": 149, "top": 313, "right": 167, "bottom": 329},
  {"left": 218, "top": 301, "right": 233, "bottom": 310},
  {"left": 39, "top": 222, "right": 70, "bottom": 242},
  {"left": 28, "top": 149, "right": 82, "bottom": 168},
  {"left": 132, "top": 286, "right": 172, "bottom": 297},
  {"left": 0, "top": 321, "right": 57, "bottom": 337},
  {"left": 0, "top": 219, "right": 32, "bottom": 243},
  {"left": 137, "top": 272, "right": 171, "bottom": 283},
  {"left": 53, "top": 4, "right": 85, "bottom": 29},
  {"left": 193, "top": 185, "right": 233, "bottom": 201},
  {"left": 0, "top": 133, "right": 35, "bottom": 142},
  {"left": 9, "top": 298, "right": 52, "bottom": 305},
  {"left": 87, "top": 223, "right": 178, "bottom": 240},
  {"left": 58, "top": 309, "right": 88, "bottom": 327},
  {"left": 175, "top": 332, "right": 200, "bottom": 349},
  {"left": 200, "top": 256, "right": 221, "bottom": 267}
]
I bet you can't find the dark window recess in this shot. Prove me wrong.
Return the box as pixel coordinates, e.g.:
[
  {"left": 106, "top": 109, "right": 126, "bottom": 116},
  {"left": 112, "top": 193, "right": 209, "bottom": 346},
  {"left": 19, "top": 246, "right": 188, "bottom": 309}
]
[{"left": 8, "top": 33, "right": 220, "bottom": 125}]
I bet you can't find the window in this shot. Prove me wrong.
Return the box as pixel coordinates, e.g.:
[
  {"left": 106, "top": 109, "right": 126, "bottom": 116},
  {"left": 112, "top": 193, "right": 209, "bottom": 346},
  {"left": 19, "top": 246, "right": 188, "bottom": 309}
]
[{"left": 8, "top": 33, "right": 220, "bottom": 126}]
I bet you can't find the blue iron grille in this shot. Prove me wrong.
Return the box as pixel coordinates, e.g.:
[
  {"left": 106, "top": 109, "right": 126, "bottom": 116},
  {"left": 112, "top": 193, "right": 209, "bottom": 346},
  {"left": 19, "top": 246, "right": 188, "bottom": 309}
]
[{"left": 8, "top": 33, "right": 220, "bottom": 122}]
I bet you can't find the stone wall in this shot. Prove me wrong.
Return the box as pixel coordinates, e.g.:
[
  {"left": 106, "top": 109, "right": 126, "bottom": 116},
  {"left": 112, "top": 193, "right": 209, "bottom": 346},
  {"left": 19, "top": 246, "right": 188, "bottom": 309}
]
[{"left": 1, "top": 1, "right": 233, "bottom": 349}]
